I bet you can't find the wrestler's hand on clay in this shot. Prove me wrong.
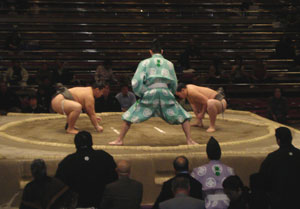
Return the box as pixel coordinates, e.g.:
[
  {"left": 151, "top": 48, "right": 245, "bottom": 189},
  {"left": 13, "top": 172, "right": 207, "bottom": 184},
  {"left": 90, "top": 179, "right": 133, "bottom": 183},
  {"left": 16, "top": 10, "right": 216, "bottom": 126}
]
[
  {"left": 96, "top": 116, "right": 102, "bottom": 122},
  {"left": 96, "top": 125, "right": 103, "bottom": 132},
  {"left": 192, "top": 113, "right": 204, "bottom": 128}
]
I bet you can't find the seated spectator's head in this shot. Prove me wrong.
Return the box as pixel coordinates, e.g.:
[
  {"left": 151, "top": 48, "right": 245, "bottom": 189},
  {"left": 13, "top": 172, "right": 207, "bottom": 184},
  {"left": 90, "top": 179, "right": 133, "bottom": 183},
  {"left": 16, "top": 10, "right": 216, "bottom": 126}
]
[
  {"left": 74, "top": 131, "right": 93, "bottom": 150},
  {"left": 173, "top": 155, "right": 189, "bottom": 173},
  {"left": 28, "top": 95, "right": 38, "bottom": 108},
  {"left": 121, "top": 84, "right": 129, "bottom": 96},
  {"left": 176, "top": 83, "right": 187, "bottom": 99},
  {"left": 223, "top": 175, "right": 244, "bottom": 201},
  {"left": 171, "top": 176, "right": 190, "bottom": 195},
  {"left": 92, "top": 81, "right": 105, "bottom": 98},
  {"left": 103, "top": 84, "right": 110, "bottom": 97},
  {"left": 206, "top": 136, "right": 221, "bottom": 160},
  {"left": 274, "top": 88, "right": 282, "bottom": 99},
  {"left": 31, "top": 159, "right": 47, "bottom": 180},
  {"left": 275, "top": 127, "right": 292, "bottom": 146},
  {"left": 116, "top": 160, "right": 131, "bottom": 177}
]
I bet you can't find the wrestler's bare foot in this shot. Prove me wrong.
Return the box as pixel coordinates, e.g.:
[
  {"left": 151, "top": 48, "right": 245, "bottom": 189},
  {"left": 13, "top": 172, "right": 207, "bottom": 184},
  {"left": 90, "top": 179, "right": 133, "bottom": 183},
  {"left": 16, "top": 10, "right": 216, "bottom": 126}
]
[
  {"left": 66, "top": 129, "right": 79, "bottom": 134},
  {"left": 96, "top": 126, "right": 103, "bottom": 132},
  {"left": 206, "top": 127, "right": 216, "bottom": 133},
  {"left": 187, "top": 139, "right": 199, "bottom": 145},
  {"left": 109, "top": 139, "right": 123, "bottom": 145}
]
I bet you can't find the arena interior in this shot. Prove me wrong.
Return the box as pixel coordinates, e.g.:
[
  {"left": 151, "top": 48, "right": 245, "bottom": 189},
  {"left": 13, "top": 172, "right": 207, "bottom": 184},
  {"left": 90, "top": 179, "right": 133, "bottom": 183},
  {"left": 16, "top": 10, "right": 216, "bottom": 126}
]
[{"left": 0, "top": 0, "right": 300, "bottom": 208}]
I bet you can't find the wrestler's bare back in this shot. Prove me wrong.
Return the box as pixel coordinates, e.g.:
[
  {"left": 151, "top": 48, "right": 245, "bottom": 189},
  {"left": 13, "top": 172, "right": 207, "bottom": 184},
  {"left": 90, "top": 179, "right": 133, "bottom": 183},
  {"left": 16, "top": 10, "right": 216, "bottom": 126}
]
[
  {"left": 186, "top": 84, "right": 217, "bottom": 105},
  {"left": 68, "top": 87, "right": 94, "bottom": 109}
]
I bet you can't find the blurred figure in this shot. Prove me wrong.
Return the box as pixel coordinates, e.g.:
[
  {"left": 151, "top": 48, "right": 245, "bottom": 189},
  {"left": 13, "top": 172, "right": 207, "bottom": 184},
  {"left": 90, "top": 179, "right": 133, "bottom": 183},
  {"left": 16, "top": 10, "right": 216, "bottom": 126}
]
[
  {"left": 101, "top": 160, "right": 143, "bottom": 209},
  {"left": 55, "top": 131, "right": 118, "bottom": 208},
  {"left": 250, "top": 59, "right": 271, "bottom": 83},
  {"left": 159, "top": 176, "right": 205, "bottom": 209},
  {"left": 191, "top": 137, "right": 234, "bottom": 209},
  {"left": 94, "top": 60, "right": 118, "bottom": 84},
  {"left": 20, "top": 159, "right": 77, "bottom": 209},
  {"left": 0, "top": 80, "right": 20, "bottom": 114},
  {"left": 5, "top": 61, "right": 29, "bottom": 87},
  {"left": 259, "top": 127, "right": 300, "bottom": 209},
  {"left": 52, "top": 61, "right": 73, "bottom": 85},
  {"left": 95, "top": 84, "right": 121, "bottom": 112},
  {"left": 152, "top": 156, "right": 203, "bottom": 209},
  {"left": 223, "top": 175, "right": 250, "bottom": 209},
  {"left": 178, "top": 39, "right": 201, "bottom": 72},
  {"left": 230, "top": 56, "right": 250, "bottom": 83},
  {"left": 275, "top": 36, "right": 296, "bottom": 59},
  {"left": 206, "top": 58, "right": 229, "bottom": 84},
  {"left": 115, "top": 84, "right": 136, "bottom": 112},
  {"left": 22, "top": 94, "right": 47, "bottom": 113},
  {"left": 267, "top": 88, "right": 288, "bottom": 124}
]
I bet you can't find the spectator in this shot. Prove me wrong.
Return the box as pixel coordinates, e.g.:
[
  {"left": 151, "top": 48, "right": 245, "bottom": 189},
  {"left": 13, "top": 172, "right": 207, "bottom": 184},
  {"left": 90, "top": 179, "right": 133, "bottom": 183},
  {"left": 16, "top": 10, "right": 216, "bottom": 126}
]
[
  {"left": 222, "top": 175, "right": 250, "bottom": 209},
  {"left": 159, "top": 176, "right": 205, "bottom": 209},
  {"left": 250, "top": 59, "right": 271, "bottom": 83},
  {"left": 275, "top": 35, "right": 296, "bottom": 59},
  {"left": 206, "top": 58, "right": 229, "bottom": 84},
  {"left": 191, "top": 136, "right": 234, "bottom": 209},
  {"left": 5, "top": 61, "right": 29, "bottom": 87},
  {"left": 94, "top": 60, "right": 118, "bottom": 84},
  {"left": 267, "top": 88, "right": 288, "bottom": 124},
  {"left": 230, "top": 56, "right": 250, "bottom": 83},
  {"left": 22, "top": 94, "right": 47, "bottom": 113},
  {"left": 36, "top": 63, "right": 53, "bottom": 86},
  {"left": 259, "top": 127, "right": 300, "bottom": 209},
  {"left": 248, "top": 173, "right": 270, "bottom": 209},
  {"left": 178, "top": 39, "right": 201, "bottom": 72},
  {"left": 52, "top": 61, "right": 73, "bottom": 85},
  {"left": 5, "top": 29, "right": 23, "bottom": 51},
  {"left": 20, "top": 159, "right": 77, "bottom": 209},
  {"left": 0, "top": 80, "right": 20, "bottom": 114},
  {"left": 101, "top": 160, "right": 143, "bottom": 209},
  {"left": 152, "top": 156, "right": 203, "bottom": 209},
  {"left": 115, "top": 84, "right": 136, "bottom": 112},
  {"left": 55, "top": 131, "right": 118, "bottom": 208},
  {"left": 95, "top": 84, "right": 121, "bottom": 112}
]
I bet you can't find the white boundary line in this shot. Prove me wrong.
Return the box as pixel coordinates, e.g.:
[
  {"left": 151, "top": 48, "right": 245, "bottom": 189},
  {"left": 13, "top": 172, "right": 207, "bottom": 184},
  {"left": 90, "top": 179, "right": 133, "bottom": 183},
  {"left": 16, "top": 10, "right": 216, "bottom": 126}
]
[
  {"left": 154, "top": 127, "right": 166, "bottom": 134},
  {"left": 110, "top": 127, "right": 120, "bottom": 135}
]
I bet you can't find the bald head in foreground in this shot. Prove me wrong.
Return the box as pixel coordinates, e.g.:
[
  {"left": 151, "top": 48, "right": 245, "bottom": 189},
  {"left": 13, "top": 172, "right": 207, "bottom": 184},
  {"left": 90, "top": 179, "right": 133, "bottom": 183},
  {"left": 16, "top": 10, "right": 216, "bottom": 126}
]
[{"left": 101, "top": 160, "right": 143, "bottom": 209}]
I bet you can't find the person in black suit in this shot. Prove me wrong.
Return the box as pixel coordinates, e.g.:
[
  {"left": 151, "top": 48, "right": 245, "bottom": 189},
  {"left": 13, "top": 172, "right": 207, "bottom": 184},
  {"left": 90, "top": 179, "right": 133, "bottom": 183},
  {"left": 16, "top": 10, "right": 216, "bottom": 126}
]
[
  {"left": 100, "top": 160, "right": 143, "bottom": 209},
  {"left": 152, "top": 156, "right": 203, "bottom": 209},
  {"left": 259, "top": 127, "right": 300, "bottom": 209},
  {"left": 55, "top": 131, "right": 118, "bottom": 208},
  {"left": 159, "top": 176, "right": 205, "bottom": 209}
]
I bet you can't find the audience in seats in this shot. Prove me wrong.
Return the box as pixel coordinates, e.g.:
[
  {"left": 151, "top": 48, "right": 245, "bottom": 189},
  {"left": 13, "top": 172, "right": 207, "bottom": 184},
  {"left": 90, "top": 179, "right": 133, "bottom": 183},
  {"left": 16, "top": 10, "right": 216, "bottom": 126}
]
[
  {"left": 95, "top": 60, "right": 118, "bottom": 84},
  {"left": 5, "top": 61, "right": 29, "bottom": 87},
  {"left": 191, "top": 136, "right": 234, "bottom": 209},
  {"left": 222, "top": 175, "right": 250, "bottom": 209},
  {"left": 267, "top": 88, "right": 288, "bottom": 124},
  {"left": 259, "top": 127, "right": 300, "bottom": 209},
  {"left": 275, "top": 35, "right": 296, "bottom": 59},
  {"left": 115, "top": 84, "right": 136, "bottom": 112},
  {"left": 158, "top": 176, "right": 205, "bottom": 209},
  {"left": 101, "top": 160, "right": 143, "bottom": 209},
  {"left": 95, "top": 83, "right": 121, "bottom": 112},
  {"left": 250, "top": 59, "right": 271, "bottom": 83},
  {"left": 152, "top": 156, "right": 203, "bottom": 209},
  {"left": 52, "top": 61, "right": 73, "bottom": 86},
  {"left": 206, "top": 58, "right": 229, "bottom": 84},
  {"left": 55, "top": 131, "right": 118, "bottom": 208},
  {"left": 20, "top": 159, "right": 77, "bottom": 209},
  {"left": 230, "top": 56, "right": 250, "bottom": 83},
  {"left": 22, "top": 94, "right": 47, "bottom": 113},
  {"left": 177, "top": 38, "right": 201, "bottom": 72},
  {"left": 0, "top": 80, "right": 20, "bottom": 114}
]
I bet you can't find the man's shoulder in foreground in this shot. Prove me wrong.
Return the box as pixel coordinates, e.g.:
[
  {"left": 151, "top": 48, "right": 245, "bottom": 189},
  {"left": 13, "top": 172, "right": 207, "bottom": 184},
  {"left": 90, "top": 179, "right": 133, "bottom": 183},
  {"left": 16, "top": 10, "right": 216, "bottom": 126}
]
[{"left": 159, "top": 194, "right": 205, "bottom": 209}]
